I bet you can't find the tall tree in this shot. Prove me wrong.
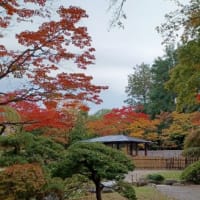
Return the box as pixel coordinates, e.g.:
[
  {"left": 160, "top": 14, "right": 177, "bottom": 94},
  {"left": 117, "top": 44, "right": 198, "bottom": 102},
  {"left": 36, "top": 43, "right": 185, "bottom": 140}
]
[
  {"left": 147, "top": 46, "right": 177, "bottom": 118},
  {"left": 0, "top": 1, "right": 107, "bottom": 127},
  {"left": 165, "top": 39, "right": 200, "bottom": 112},
  {"left": 157, "top": 0, "right": 200, "bottom": 111},
  {"left": 125, "top": 63, "right": 152, "bottom": 107}
]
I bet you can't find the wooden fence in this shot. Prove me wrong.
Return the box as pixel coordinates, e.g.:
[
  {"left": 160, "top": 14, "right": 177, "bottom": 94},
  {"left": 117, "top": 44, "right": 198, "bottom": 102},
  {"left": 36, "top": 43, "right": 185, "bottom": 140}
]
[{"left": 133, "top": 156, "right": 199, "bottom": 169}]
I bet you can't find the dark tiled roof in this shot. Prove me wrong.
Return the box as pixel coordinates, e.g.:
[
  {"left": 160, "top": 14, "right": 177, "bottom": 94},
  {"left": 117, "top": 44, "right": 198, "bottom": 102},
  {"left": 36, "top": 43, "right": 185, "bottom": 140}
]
[{"left": 83, "top": 134, "right": 151, "bottom": 143}]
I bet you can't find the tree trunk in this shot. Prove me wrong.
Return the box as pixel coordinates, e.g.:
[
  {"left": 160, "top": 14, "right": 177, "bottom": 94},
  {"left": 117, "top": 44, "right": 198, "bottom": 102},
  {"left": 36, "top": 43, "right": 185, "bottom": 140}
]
[
  {"left": 91, "top": 171, "right": 102, "bottom": 200},
  {"left": 95, "top": 181, "right": 102, "bottom": 200},
  {"left": 0, "top": 124, "right": 6, "bottom": 135},
  {"left": 14, "top": 144, "right": 20, "bottom": 154}
]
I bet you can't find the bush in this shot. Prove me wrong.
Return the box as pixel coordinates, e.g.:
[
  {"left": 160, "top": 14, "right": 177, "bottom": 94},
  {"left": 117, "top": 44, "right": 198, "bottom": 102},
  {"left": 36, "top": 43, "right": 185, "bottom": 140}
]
[
  {"left": 43, "top": 177, "right": 65, "bottom": 200},
  {"left": 181, "top": 160, "right": 200, "bottom": 184},
  {"left": 146, "top": 173, "right": 164, "bottom": 182},
  {"left": 116, "top": 181, "right": 137, "bottom": 200},
  {"left": 0, "top": 163, "right": 46, "bottom": 199}
]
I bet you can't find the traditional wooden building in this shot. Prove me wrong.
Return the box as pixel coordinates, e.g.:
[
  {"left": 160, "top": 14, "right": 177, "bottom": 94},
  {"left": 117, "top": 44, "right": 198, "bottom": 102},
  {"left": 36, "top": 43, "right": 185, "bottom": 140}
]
[{"left": 84, "top": 134, "right": 152, "bottom": 156}]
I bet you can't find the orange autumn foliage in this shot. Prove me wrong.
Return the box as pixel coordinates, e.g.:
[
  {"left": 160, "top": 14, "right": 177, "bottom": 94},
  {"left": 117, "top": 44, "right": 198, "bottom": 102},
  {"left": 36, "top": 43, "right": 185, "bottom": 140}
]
[
  {"left": 159, "top": 112, "right": 196, "bottom": 149},
  {"left": 162, "top": 112, "right": 193, "bottom": 137},
  {"left": 87, "top": 106, "right": 148, "bottom": 136},
  {"left": 129, "top": 118, "right": 159, "bottom": 141}
]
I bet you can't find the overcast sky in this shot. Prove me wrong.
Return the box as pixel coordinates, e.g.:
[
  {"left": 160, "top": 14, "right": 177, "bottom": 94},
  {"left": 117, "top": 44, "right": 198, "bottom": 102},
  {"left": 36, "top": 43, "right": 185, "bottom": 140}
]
[{"left": 65, "top": 0, "right": 182, "bottom": 114}]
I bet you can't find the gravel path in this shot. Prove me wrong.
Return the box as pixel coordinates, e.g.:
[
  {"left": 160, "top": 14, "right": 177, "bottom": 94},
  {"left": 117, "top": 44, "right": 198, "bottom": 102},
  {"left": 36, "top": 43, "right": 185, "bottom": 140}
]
[{"left": 156, "top": 185, "right": 200, "bottom": 200}]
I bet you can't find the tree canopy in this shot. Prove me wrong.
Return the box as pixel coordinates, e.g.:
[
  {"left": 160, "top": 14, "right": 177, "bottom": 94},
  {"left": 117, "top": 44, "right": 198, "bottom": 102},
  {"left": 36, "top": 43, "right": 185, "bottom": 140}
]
[
  {"left": 0, "top": 131, "right": 65, "bottom": 168},
  {"left": 147, "top": 46, "right": 177, "bottom": 117},
  {"left": 53, "top": 142, "right": 134, "bottom": 200},
  {"left": 0, "top": 1, "right": 107, "bottom": 132},
  {"left": 125, "top": 63, "right": 152, "bottom": 107},
  {"left": 156, "top": 0, "right": 200, "bottom": 111},
  {"left": 87, "top": 106, "right": 148, "bottom": 136},
  {"left": 165, "top": 38, "right": 200, "bottom": 112},
  {"left": 157, "top": 0, "right": 200, "bottom": 44}
]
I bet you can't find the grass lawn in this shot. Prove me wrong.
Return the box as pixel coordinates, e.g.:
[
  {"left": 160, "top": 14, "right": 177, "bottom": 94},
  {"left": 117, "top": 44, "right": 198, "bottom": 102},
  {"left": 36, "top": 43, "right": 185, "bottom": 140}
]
[
  {"left": 135, "top": 186, "right": 176, "bottom": 200},
  {"left": 102, "top": 192, "right": 127, "bottom": 200}
]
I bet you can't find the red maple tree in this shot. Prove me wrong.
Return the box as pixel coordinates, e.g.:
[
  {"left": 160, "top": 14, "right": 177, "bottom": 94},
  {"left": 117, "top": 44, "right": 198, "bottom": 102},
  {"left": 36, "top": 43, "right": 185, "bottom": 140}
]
[{"left": 0, "top": 1, "right": 107, "bottom": 131}]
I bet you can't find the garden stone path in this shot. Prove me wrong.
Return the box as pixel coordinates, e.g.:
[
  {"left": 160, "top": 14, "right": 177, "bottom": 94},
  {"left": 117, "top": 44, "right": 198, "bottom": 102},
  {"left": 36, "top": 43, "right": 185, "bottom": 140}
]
[{"left": 156, "top": 184, "right": 200, "bottom": 200}]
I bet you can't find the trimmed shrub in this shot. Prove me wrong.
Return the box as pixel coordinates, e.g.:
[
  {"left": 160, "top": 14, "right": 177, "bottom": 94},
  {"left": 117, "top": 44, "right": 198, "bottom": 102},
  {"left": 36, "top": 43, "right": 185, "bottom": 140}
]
[
  {"left": 181, "top": 160, "right": 200, "bottom": 184},
  {"left": 146, "top": 173, "right": 164, "bottom": 183},
  {"left": 116, "top": 181, "right": 137, "bottom": 200}
]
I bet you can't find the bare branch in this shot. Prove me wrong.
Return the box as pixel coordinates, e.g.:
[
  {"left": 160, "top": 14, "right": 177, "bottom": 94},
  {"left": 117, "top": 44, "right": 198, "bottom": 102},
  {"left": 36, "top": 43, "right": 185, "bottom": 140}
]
[{"left": 108, "top": 0, "right": 127, "bottom": 29}]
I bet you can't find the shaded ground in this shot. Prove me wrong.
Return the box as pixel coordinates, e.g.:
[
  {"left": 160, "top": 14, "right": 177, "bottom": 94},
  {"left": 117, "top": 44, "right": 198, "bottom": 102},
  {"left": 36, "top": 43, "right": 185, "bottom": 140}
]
[{"left": 125, "top": 170, "right": 200, "bottom": 200}]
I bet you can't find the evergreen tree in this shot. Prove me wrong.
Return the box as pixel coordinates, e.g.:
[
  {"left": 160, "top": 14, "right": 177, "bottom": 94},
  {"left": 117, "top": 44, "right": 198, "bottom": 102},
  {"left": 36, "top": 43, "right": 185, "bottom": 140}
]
[
  {"left": 147, "top": 46, "right": 177, "bottom": 118},
  {"left": 53, "top": 142, "right": 134, "bottom": 200},
  {"left": 125, "top": 63, "right": 152, "bottom": 108}
]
